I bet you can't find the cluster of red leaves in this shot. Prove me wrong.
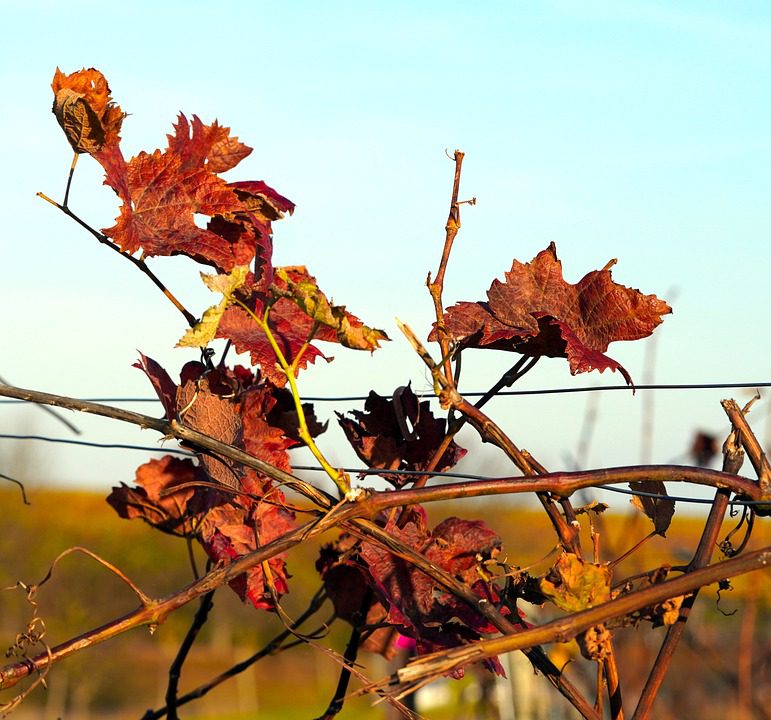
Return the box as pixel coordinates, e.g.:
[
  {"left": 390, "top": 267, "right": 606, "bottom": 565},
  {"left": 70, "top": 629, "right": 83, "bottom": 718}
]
[
  {"left": 434, "top": 243, "right": 671, "bottom": 385},
  {"left": 108, "top": 359, "right": 306, "bottom": 609},
  {"left": 318, "top": 509, "right": 507, "bottom": 677},
  {"left": 53, "top": 68, "right": 293, "bottom": 275},
  {"left": 51, "top": 67, "right": 388, "bottom": 614}
]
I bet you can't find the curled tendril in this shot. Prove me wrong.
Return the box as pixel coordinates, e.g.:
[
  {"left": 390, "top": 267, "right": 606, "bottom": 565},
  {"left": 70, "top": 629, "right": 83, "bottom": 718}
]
[
  {"left": 1, "top": 581, "right": 52, "bottom": 715},
  {"left": 715, "top": 579, "right": 737, "bottom": 617},
  {"left": 719, "top": 506, "right": 755, "bottom": 557}
]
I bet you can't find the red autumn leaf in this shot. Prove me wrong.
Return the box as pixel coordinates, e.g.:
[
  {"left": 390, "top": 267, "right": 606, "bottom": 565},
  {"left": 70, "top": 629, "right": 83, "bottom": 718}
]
[
  {"left": 436, "top": 243, "right": 671, "bottom": 385},
  {"left": 122, "top": 356, "right": 299, "bottom": 610},
  {"left": 166, "top": 114, "right": 252, "bottom": 174},
  {"left": 337, "top": 384, "right": 466, "bottom": 487},
  {"left": 350, "top": 510, "right": 506, "bottom": 676},
  {"left": 230, "top": 180, "right": 295, "bottom": 238},
  {"left": 133, "top": 352, "right": 177, "bottom": 420},
  {"left": 426, "top": 517, "right": 502, "bottom": 585},
  {"left": 198, "top": 479, "right": 296, "bottom": 610},
  {"left": 217, "top": 295, "right": 331, "bottom": 387},
  {"left": 211, "top": 266, "right": 384, "bottom": 386},
  {"left": 240, "top": 386, "right": 298, "bottom": 472},
  {"left": 51, "top": 67, "right": 125, "bottom": 153},
  {"left": 98, "top": 112, "right": 292, "bottom": 273},
  {"left": 360, "top": 518, "right": 435, "bottom": 625},
  {"left": 204, "top": 183, "right": 295, "bottom": 291},
  {"left": 106, "top": 455, "right": 208, "bottom": 536}
]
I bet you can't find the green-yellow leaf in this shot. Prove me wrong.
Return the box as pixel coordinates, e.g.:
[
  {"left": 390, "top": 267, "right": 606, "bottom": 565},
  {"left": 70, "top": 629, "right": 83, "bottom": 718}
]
[
  {"left": 274, "top": 266, "right": 388, "bottom": 351},
  {"left": 538, "top": 552, "right": 611, "bottom": 613},
  {"left": 177, "top": 265, "right": 249, "bottom": 348}
]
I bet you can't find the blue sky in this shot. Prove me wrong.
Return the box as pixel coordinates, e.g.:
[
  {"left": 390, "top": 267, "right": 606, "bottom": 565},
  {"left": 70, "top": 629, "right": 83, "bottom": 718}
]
[{"left": 1, "top": 1, "right": 769, "bottom": 504}]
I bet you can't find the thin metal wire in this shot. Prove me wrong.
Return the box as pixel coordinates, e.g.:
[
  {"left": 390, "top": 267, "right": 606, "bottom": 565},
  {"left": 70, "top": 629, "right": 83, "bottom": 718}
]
[
  {"left": 0, "top": 434, "right": 193, "bottom": 457},
  {"left": 0, "top": 381, "right": 768, "bottom": 405},
  {"left": 1, "top": 433, "right": 764, "bottom": 507}
]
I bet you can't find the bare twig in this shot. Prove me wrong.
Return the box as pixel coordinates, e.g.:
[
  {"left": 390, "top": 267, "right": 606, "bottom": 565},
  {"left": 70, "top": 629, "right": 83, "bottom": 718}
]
[
  {"left": 314, "top": 589, "right": 372, "bottom": 720},
  {"left": 722, "top": 398, "right": 771, "bottom": 498},
  {"left": 427, "top": 150, "right": 466, "bottom": 386},
  {"left": 631, "top": 407, "right": 750, "bottom": 718},
  {"left": 0, "top": 473, "right": 30, "bottom": 505},
  {"left": 141, "top": 589, "right": 329, "bottom": 719},
  {"left": 0, "top": 374, "right": 81, "bottom": 435},
  {"left": 165, "top": 590, "right": 216, "bottom": 720},
  {"left": 396, "top": 319, "right": 586, "bottom": 553},
  {"left": 37, "top": 192, "right": 197, "bottom": 327}
]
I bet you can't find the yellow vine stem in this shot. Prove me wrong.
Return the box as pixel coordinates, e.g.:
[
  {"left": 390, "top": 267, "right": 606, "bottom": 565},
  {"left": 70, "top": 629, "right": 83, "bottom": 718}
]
[{"left": 234, "top": 299, "right": 350, "bottom": 495}]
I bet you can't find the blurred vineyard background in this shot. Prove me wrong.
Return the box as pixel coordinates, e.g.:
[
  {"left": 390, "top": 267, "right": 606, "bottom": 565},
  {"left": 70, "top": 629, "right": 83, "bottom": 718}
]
[{"left": 0, "top": 483, "right": 768, "bottom": 720}]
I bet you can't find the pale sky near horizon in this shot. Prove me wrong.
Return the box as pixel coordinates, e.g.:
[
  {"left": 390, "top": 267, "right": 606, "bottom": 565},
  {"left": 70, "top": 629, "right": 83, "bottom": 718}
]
[{"left": 1, "top": 1, "right": 769, "bottom": 509}]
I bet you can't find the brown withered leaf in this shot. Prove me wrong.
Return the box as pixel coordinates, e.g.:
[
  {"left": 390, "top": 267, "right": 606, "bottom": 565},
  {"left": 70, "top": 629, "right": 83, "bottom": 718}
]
[
  {"left": 577, "top": 624, "right": 613, "bottom": 661},
  {"left": 657, "top": 595, "right": 687, "bottom": 626},
  {"left": 264, "top": 386, "right": 328, "bottom": 444},
  {"left": 539, "top": 552, "right": 611, "bottom": 613},
  {"left": 240, "top": 386, "right": 297, "bottom": 472},
  {"left": 177, "top": 368, "right": 243, "bottom": 488},
  {"left": 51, "top": 67, "right": 125, "bottom": 153},
  {"left": 436, "top": 243, "right": 671, "bottom": 385},
  {"left": 629, "top": 481, "right": 675, "bottom": 536},
  {"left": 628, "top": 567, "right": 690, "bottom": 627}
]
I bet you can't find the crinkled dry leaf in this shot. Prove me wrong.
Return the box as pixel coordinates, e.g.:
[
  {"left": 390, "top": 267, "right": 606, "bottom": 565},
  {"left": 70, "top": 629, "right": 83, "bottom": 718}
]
[
  {"left": 577, "top": 624, "right": 613, "bottom": 661},
  {"left": 51, "top": 67, "right": 125, "bottom": 153},
  {"left": 658, "top": 595, "right": 686, "bottom": 625},
  {"left": 436, "top": 243, "right": 671, "bottom": 385}
]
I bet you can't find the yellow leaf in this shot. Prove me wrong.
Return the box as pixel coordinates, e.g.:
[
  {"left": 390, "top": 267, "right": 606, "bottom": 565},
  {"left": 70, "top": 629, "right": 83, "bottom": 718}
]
[
  {"left": 177, "top": 266, "right": 249, "bottom": 348},
  {"left": 539, "top": 552, "right": 612, "bottom": 613}
]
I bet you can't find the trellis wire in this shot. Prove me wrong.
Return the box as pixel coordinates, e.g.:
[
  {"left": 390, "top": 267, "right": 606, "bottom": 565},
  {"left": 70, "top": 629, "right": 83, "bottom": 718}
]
[
  {"left": 1, "top": 433, "right": 767, "bottom": 508},
  {"left": 0, "top": 381, "right": 768, "bottom": 405}
]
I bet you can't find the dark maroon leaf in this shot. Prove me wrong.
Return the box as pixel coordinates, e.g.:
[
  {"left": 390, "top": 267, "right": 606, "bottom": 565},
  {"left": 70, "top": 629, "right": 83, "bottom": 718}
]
[{"left": 337, "top": 384, "right": 466, "bottom": 487}]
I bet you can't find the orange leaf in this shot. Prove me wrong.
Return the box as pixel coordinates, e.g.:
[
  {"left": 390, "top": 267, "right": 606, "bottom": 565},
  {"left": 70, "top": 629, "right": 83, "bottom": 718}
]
[{"left": 51, "top": 67, "right": 124, "bottom": 153}]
